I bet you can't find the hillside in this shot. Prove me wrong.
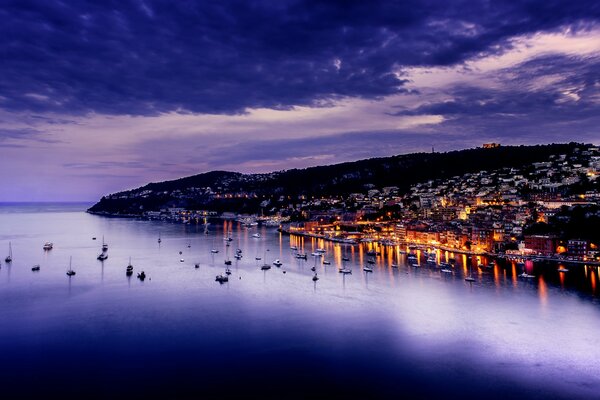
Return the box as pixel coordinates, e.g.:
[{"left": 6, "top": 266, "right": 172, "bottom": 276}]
[{"left": 88, "top": 142, "right": 589, "bottom": 215}]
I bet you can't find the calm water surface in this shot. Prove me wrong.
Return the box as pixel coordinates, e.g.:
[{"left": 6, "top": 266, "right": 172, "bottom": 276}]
[{"left": 0, "top": 203, "right": 599, "bottom": 399}]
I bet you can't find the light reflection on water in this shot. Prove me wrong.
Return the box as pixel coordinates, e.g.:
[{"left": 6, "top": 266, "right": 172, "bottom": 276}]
[{"left": 0, "top": 205, "right": 599, "bottom": 398}]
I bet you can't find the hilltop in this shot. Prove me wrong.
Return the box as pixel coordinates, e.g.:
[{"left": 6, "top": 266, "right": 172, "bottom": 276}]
[{"left": 88, "top": 143, "right": 591, "bottom": 216}]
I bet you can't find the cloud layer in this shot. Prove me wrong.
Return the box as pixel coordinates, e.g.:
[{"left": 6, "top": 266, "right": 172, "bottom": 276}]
[{"left": 0, "top": 1, "right": 599, "bottom": 200}]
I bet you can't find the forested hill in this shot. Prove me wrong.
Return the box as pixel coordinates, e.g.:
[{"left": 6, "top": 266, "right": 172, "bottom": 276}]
[{"left": 88, "top": 143, "right": 589, "bottom": 215}]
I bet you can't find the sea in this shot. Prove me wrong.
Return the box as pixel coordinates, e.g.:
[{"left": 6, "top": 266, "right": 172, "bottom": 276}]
[{"left": 0, "top": 203, "right": 599, "bottom": 399}]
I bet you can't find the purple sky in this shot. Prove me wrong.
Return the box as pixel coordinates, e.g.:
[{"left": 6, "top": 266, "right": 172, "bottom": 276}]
[{"left": 1, "top": 1, "right": 599, "bottom": 201}]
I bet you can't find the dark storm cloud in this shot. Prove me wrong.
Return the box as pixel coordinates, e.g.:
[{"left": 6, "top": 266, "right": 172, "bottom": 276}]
[{"left": 1, "top": 0, "right": 599, "bottom": 116}]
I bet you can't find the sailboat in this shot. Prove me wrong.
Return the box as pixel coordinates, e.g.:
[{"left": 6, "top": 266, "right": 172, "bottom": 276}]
[
  {"left": 260, "top": 250, "right": 271, "bottom": 270},
  {"left": 464, "top": 261, "right": 475, "bottom": 282},
  {"left": 312, "top": 273, "right": 319, "bottom": 282},
  {"left": 126, "top": 257, "right": 133, "bottom": 276},
  {"left": 158, "top": 232, "right": 162, "bottom": 243},
  {"left": 5, "top": 242, "right": 12, "bottom": 263},
  {"left": 66, "top": 256, "right": 76, "bottom": 276},
  {"left": 339, "top": 256, "right": 352, "bottom": 274},
  {"left": 102, "top": 236, "right": 108, "bottom": 252},
  {"left": 224, "top": 245, "right": 232, "bottom": 265}
]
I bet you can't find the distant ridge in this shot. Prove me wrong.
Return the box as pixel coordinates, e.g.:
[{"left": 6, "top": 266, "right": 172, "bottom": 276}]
[{"left": 88, "top": 142, "right": 589, "bottom": 215}]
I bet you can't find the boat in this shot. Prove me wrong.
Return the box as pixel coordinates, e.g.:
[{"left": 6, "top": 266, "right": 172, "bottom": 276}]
[
  {"left": 519, "top": 272, "right": 535, "bottom": 279},
  {"left": 255, "top": 256, "right": 261, "bottom": 260},
  {"left": 312, "top": 274, "right": 319, "bottom": 282},
  {"left": 558, "top": 267, "right": 569, "bottom": 273},
  {"left": 211, "top": 249, "right": 219, "bottom": 254},
  {"left": 441, "top": 268, "right": 453, "bottom": 274},
  {"left": 158, "top": 233, "right": 162, "bottom": 243},
  {"left": 66, "top": 256, "right": 75, "bottom": 276},
  {"left": 339, "top": 267, "right": 352, "bottom": 274},
  {"left": 407, "top": 254, "right": 417, "bottom": 261},
  {"left": 137, "top": 271, "right": 146, "bottom": 281},
  {"left": 366, "top": 250, "right": 377, "bottom": 257},
  {"left": 342, "top": 256, "right": 350, "bottom": 262},
  {"left": 273, "top": 259, "right": 282, "bottom": 267},
  {"left": 43, "top": 242, "right": 53, "bottom": 250},
  {"left": 261, "top": 263, "right": 271, "bottom": 270},
  {"left": 5, "top": 242, "right": 12, "bottom": 263},
  {"left": 252, "top": 233, "right": 261, "bottom": 238},
  {"left": 363, "top": 265, "right": 373, "bottom": 272},
  {"left": 225, "top": 267, "right": 232, "bottom": 275},
  {"left": 234, "top": 254, "right": 242, "bottom": 260},
  {"left": 215, "top": 274, "right": 228, "bottom": 283},
  {"left": 465, "top": 262, "right": 475, "bottom": 282},
  {"left": 180, "top": 258, "right": 185, "bottom": 263},
  {"left": 290, "top": 246, "right": 298, "bottom": 251},
  {"left": 102, "top": 236, "right": 108, "bottom": 251},
  {"left": 323, "top": 260, "right": 331, "bottom": 265},
  {"left": 97, "top": 252, "right": 108, "bottom": 261},
  {"left": 391, "top": 263, "right": 398, "bottom": 268},
  {"left": 195, "top": 263, "right": 200, "bottom": 269},
  {"left": 409, "top": 262, "right": 419, "bottom": 268},
  {"left": 296, "top": 253, "right": 307, "bottom": 260},
  {"left": 316, "top": 248, "right": 326, "bottom": 253},
  {"left": 311, "top": 252, "right": 322, "bottom": 257},
  {"left": 366, "top": 258, "right": 375, "bottom": 264},
  {"left": 126, "top": 257, "right": 133, "bottom": 276},
  {"left": 31, "top": 264, "right": 41, "bottom": 271},
  {"left": 224, "top": 259, "right": 232, "bottom": 265}
]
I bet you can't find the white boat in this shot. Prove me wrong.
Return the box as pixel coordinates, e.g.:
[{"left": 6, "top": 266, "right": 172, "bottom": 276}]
[
  {"left": 290, "top": 246, "right": 298, "bottom": 251},
  {"left": 43, "top": 242, "right": 53, "bottom": 250},
  {"left": 316, "top": 248, "right": 326, "bottom": 253},
  {"left": 211, "top": 249, "right": 219, "bottom": 253},
  {"left": 273, "top": 259, "right": 282, "bottom": 267},
  {"left": 5, "top": 242, "right": 12, "bottom": 263},
  {"left": 441, "top": 268, "right": 452, "bottom": 274},
  {"left": 97, "top": 252, "right": 108, "bottom": 261},
  {"left": 519, "top": 272, "right": 535, "bottom": 279},
  {"left": 180, "top": 258, "right": 185, "bottom": 263},
  {"left": 252, "top": 233, "right": 261, "bottom": 238},
  {"left": 558, "top": 267, "right": 569, "bottom": 273},
  {"left": 323, "top": 260, "right": 331, "bottom": 265},
  {"left": 66, "top": 256, "right": 75, "bottom": 276},
  {"left": 225, "top": 267, "right": 232, "bottom": 275},
  {"left": 102, "top": 236, "right": 108, "bottom": 251},
  {"left": 339, "top": 268, "right": 352, "bottom": 274},
  {"left": 363, "top": 265, "right": 373, "bottom": 272}
]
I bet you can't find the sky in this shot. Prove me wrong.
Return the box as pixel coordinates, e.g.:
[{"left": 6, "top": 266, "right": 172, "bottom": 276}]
[{"left": 1, "top": 0, "right": 599, "bottom": 201}]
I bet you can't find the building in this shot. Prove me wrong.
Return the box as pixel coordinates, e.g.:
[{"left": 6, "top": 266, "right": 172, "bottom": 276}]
[
  {"left": 524, "top": 235, "right": 558, "bottom": 256},
  {"left": 483, "top": 143, "right": 501, "bottom": 149}
]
